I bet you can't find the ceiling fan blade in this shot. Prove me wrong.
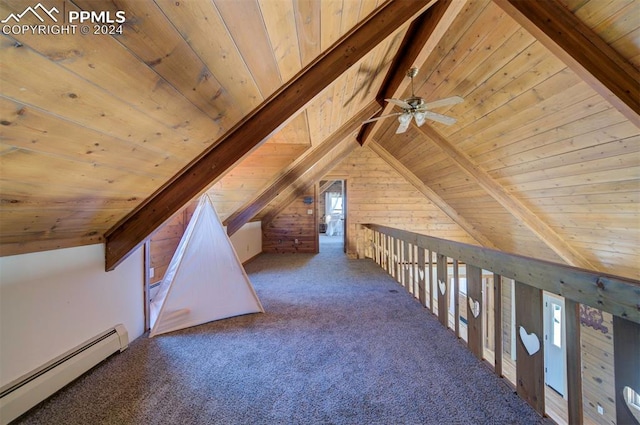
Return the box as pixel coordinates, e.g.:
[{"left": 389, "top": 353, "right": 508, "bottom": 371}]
[
  {"left": 420, "top": 96, "right": 464, "bottom": 110},
  {"left": 395, "top": 114, "right": 412, "bottom": 134},
  {"left": 424, "top": 111, "right": 457, "bottom": 125},
  {"left": 385, "top": 98, "right": 412, "bottom": 109},
  {"left": 362, "top": 112, "right": 402, "bottom": 124}
]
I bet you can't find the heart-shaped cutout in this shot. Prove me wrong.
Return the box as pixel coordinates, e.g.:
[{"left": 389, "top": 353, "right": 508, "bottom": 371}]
[
  {"left": 468, "top": 297, "right": 480, "bottom": 318},
  {"left": 519, "top": 326, "right": 540, "bottom": 355},
  {"left": 438, "top": 279, "right": 446, "bottom": 295},
  {"left": 418, "top": 269, "right": 425, "bottom": 280},
  {"left": 393, "top": 255, "right": 398, "bottom": 263},
  {"left": 623, "top": 386, "right": 640, "bottom": 423}
]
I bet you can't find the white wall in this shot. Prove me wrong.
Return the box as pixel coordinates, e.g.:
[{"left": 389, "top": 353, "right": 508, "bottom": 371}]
[
  {"left": 228, "top": 221, "right": 262, "bottom": 264},
  {"left": 0, "top": 244, "right": 144, "bottom": 387}
]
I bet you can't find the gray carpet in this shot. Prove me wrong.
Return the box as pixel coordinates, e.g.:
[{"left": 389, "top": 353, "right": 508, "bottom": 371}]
[{"left": 15, "top": 236, "right": 546, "bottom": 424}]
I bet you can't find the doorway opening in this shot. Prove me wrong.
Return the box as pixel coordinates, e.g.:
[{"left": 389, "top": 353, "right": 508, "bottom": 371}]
[
  {"left": 318, "top": 180, "right": 345, "bottom": 252},
  {"left": 543, "top": 293, "right": 567, "bottom": 398}
]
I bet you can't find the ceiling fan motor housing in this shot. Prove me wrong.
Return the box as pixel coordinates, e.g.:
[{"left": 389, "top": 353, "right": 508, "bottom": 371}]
[{"left": 406, "top": 96, "right": 425, "bottom": 109}]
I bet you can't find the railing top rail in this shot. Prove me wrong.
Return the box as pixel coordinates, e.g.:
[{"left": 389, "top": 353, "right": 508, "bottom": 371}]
[{"left": 364, "top": 223, "right": 640, "bottom": 323}]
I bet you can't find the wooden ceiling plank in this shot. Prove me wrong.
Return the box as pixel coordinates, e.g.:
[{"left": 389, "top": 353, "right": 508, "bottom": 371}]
[
  {"left": 293, "top": 0, "right": 322, "bottom": 68},
  {"left": 359, "top": 0, "right": 381, "bottom": 21},
  {"left": 224, "top": 102, "right": 380, "bottom": 236},
  {"left": 0, "top": 2, "right": 228, "bottom": 146},
  {"left": 0, "top": 98, "right": 183, "bottom": 176},
  {"left": 258, "top": 0, "right": 303, "bottom": 83},
  {"left": 105, "top": 0, "right": 433, "bottom": 270},
  {"left": 344, "top": 34, "right": 404, "bottom": 123},
  {"left": 73, "top": 0, "right": 240, "bottom": 128},
  {"left": 340, "top": 0, "right": 363, "bottom": 35},
  {"left": 368, "top": 141, "right": 498, "bottom": 249},
  {"left": 419, "top": 124, "right": 598, "bottom": 270},
  {"left": 154, "top": 0, "right": 263, "bottom": 115},
  {"left": 1, "top": 149, "right": 161, "bottom": 197},
  {"left": 0, "top": 39, "right": 200, "bottom": 163},
  {"left": 441, "top": 35, "right": 551, "bottom": 133},
  {"left": 1, "top": 233, "right": 105, "bottom": 258},
  {"left": 319, "top": 0, "right": 344, "bottom": 52},
  {"left": 490, "top": 136, "right": 640, "bottom": 181},
  {"left": 413, "top": 2, "right": 519, "bottom": 109},
  {"left": 468, "top": 98, "right": 623, "bottom": 164},
  {"left": 261, "top": 139, "right": 360, "bottom": 227},
  {"left": 214, "top": 0, "right": 283, "bottom": 99},
  {"left": 493, "top": 0, "right": 640, "bottom": 126},
  {"left": 449, "top": 70, "right": 588, "bottom": 148},
  {"left": 358, "top": 0, "right": 463, "bottom": 145}
]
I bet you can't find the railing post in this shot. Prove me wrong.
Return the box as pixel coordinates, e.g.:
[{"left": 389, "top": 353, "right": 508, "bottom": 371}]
[
  {"left": 515, "top": 281, "right": 545, "bottom": 415},
  {"left": 404, "top": 240, "right": 410, "bottom": 292},
  {"left": 385, "top": 234, "right": 390, "bottom": 273},
  {"left": 412, "top": 245, "right": 418, "bottom": 298},
  {"left": 396, "top": 237, "right": 400, "bottom": 280},
  {"left": 494, "top": 273, "right": 503, "bottom": 376},
  {"left": 613, "top": 315, "right": 640, "bottom": 425},
  {"left": 437, "top": 254, "right": 448, "bottom": 327},
  {"left": 454, "top": 260, "right": 460, "bottom": 338},
  {"left": 428, "top": 250, "right": 433, "bottom": 311},
  {"left": 418, "top": 248, "right": 426, "bottom": 306},
  {"left": 467, "top": 264, "right": 483, "bottom": 359},
  {"left": 389, "top": 236, "right": 395, "bottom": 279},
  {"left": 565, "top": 299, "right": 583, "bottom": 425}
]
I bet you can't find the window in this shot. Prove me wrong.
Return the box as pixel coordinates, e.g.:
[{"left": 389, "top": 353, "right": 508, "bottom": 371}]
[{"left": 552, "top": 303, "right": 562, "bottom": 348}]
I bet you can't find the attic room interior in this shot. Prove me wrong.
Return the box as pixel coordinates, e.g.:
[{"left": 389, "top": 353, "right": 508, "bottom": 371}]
[{"left": 0, "top": 0, "right": 638, "bottom": 423}]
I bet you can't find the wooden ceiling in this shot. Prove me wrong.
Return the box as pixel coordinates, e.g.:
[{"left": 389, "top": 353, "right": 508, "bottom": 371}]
[{"left": 0, "top": 0, "right": 638, "bottom": 278}]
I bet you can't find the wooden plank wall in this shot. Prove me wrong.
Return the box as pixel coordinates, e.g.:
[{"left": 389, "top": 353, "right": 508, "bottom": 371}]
[
  {"left": 581, "top": 309, "right": 616, "bottom": 425},
  {"left": 262, "top": 188, "right": 317, "bottom": 254},
  {"left": 148, "top": 200, "right": 197, "bottom": 284},
  {"left": 324, "top": 147, "right": 478, "bottom": 258}
]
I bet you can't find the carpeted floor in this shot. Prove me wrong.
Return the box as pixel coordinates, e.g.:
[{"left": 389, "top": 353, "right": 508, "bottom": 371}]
[{"left": 14, "top": 236, "right": 547, "bottom": 424}]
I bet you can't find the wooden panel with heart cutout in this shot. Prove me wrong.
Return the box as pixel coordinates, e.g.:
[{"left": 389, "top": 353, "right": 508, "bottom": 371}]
[
  {"left": 417, "top": 247, "right": 426, "bottom": 307},
  {"left": 515, "top": 281, "right": 545, "bottom": 415},
  {"left": 437, "top": 253, "right": 448, "bottom": 327}
]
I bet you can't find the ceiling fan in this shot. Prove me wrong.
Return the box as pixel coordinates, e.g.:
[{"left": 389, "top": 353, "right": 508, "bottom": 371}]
[{"left": 363, "top": 68, "right": 463, "bottom": 134}]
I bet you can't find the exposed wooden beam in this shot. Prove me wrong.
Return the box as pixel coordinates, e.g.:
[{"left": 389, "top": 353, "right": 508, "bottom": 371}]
[
  {"left": 493, "top": 0, "right": 640, "bottom": 127},
  {"left": 418, "top": 124, "right": 597, "bottom": 270},
  {"left": 358, "top": 0, "right": 466, "bottom": 146},
  {"left": 261, "top": 139, "right": 360, "bottom": 227},
  {"left": 368, "top": 141, "right": 498, "bottom": 249},
  {"left": 515, "top": 281, "right": 545, "bottom": 414},
  {"left": 104, "top": 0, "right": 433, "bottom": 270},
  {"left": 224, "top": 102, "right": 380, "bottom": 236}
]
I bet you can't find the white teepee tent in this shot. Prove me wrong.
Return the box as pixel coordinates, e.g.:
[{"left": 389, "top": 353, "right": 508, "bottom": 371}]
[{"left": 149, "top": 195, "right": 264, "bottom": 337}]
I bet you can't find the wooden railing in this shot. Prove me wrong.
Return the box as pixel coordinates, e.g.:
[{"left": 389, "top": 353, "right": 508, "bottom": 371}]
[{"left": 362, "top": 224, "right": 640, "bottom": 425}]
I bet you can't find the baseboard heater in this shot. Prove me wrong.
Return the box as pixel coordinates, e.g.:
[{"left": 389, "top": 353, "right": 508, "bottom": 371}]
[{"left": 0, "top": 324, "right": 128, "bottom": 424}]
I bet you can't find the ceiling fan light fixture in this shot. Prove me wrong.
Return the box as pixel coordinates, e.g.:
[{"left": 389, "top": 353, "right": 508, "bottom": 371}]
[
  {"left": 414, "top": 111, "right": 426, "bottom": 126},
  {"left": 398, "top": 113, "right": 411, "bottom": 124}
]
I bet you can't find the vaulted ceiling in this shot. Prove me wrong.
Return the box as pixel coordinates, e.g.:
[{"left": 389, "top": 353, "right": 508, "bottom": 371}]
[{"left": 1, "top": 0, "right": 638, "bottom": 278}]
